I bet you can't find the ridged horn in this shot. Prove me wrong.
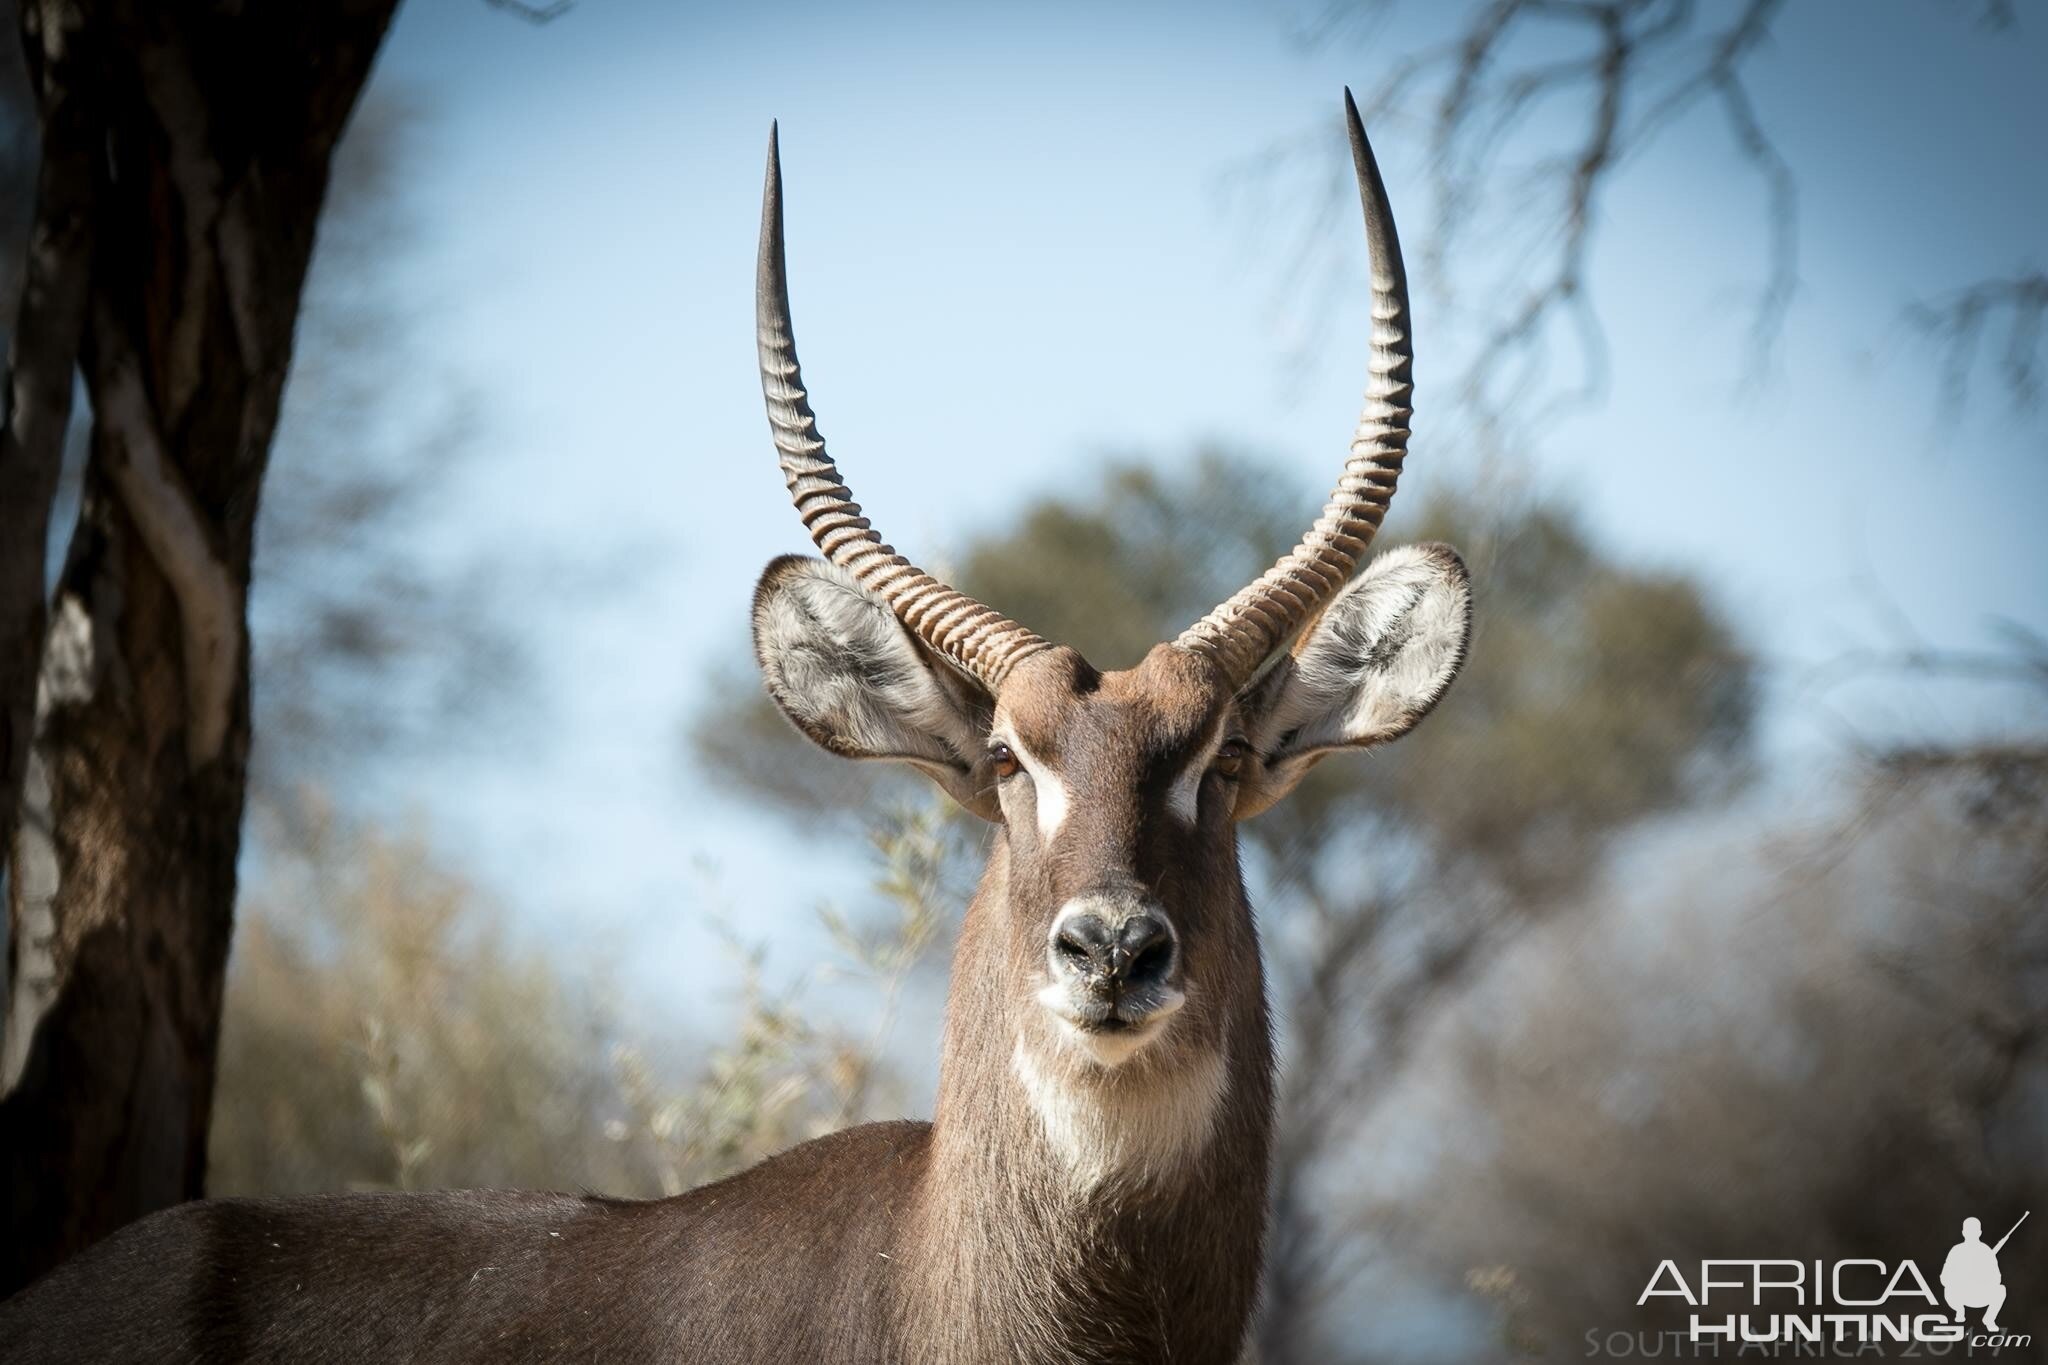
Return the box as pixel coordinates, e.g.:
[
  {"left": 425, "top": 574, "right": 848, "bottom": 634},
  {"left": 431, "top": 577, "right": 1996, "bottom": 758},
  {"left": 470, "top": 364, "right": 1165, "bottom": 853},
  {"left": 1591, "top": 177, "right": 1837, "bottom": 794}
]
[
  {"left": 1175, "top": 89, "right": 1414, "bottom": 690},
  {"left": 756, "top": 123, "right": 1052, "bottom": 690}
]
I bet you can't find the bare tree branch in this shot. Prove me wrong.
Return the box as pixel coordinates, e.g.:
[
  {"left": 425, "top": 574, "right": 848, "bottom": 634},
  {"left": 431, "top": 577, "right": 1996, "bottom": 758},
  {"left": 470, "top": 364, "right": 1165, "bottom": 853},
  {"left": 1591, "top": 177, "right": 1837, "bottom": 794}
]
[
  {"left": 1802, "top": 644, "right": 2048, "bottom": 696},
  {"left": 1972, "top": 0, "right": 2019, "bottom": 30},
  {"left": 1907, "top": 270, "right": 2048, "bottom": 420},
  {"left": 1255, "top": 0, "right": 1798, "bottom": 426},
  {"left": 91, "top": 324, "right": 244, "bottom": 768},
  {"left": 483, "top": 0, "right": 575, "bottom": 23}
]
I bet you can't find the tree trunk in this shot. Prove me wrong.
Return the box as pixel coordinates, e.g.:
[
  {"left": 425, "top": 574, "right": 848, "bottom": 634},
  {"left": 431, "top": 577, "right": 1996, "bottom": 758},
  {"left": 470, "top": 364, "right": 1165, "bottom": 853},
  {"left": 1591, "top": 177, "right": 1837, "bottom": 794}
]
[{"left": 0, "top": 0, "right": 397, "bottom": 1297}]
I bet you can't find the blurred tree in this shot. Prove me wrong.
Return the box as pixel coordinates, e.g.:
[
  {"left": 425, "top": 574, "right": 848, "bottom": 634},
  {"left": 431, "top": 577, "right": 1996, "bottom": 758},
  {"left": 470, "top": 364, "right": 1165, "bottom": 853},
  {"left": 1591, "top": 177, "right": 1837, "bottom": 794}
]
[
  {"left": 211, "top": 792, "right": 959, "bottom": 1207},
  {"left": 202, "top": 73, "right": 948, "bottom": 1194},
  {"left": 210, "top": 800, "right": 625, "bottom": 1198},
  {"left": 245, "top": 94, "right": 521, "bottom": 805},
  {"left": 691, "top": 448, "right": 1756, "bottom": 1360},
  {"left": 0, "top": 0, "right": 399, "bottom": 1295},
  {"left": 1229, "top": 8, "right": 2048, "bottom": 1354},
  {"left": 1421, "top": 755, "right": 2047, "bottom": 1362}
]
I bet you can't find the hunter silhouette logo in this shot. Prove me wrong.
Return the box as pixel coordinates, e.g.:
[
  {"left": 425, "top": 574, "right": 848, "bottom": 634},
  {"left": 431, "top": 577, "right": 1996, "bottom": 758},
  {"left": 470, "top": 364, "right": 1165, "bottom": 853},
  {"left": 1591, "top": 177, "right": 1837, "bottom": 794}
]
[
  {"left": 1637, "top": 1209, "right": 2033, "bottom": 1349},
  {"left": 1944, "top": 1211, "right": 2026, "bottom": 1334}
]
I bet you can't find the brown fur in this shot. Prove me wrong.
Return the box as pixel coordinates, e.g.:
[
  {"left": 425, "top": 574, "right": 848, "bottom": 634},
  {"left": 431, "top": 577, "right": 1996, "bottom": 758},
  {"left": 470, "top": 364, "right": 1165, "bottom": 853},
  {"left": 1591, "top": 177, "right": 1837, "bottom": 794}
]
[
  {"left": 0, "top": 547, "right": 1470, "bottom": 1363},
  {"left": 0, "top": 645, "right": 1276, "bottom": 1364},
  {"left": 0, "top": 519, "right": 1482, "bottom": 1365},
  {"left": 902, "top": 644, "right": 1275, "bottom": 1363}
]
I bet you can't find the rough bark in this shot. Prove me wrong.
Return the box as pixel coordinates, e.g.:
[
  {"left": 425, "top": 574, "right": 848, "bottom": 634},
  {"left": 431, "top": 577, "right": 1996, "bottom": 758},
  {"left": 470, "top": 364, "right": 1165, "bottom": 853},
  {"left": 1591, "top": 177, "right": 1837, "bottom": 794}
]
[
  {"left": 0, "top": 0, "right": 398, "bottom": 1297},
  {"left": 0, "top": 0, "right": 93, "bottom": 977}
]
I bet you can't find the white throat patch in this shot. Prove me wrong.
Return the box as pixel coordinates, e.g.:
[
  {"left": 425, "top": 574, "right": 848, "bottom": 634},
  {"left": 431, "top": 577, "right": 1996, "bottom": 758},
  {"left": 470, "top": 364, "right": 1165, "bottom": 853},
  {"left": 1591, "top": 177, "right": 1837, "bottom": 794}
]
[{"left": 1010, "top": 1039, "right": 1228, "bottom": 1192}]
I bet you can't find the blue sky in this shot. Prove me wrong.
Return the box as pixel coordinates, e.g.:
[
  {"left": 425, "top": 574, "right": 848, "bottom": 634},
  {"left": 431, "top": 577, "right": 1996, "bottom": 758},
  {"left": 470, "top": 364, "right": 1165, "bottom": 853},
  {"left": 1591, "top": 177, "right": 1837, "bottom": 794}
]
[{"left": 340, "top": 0, "right": 2046, "bottom": 1029}]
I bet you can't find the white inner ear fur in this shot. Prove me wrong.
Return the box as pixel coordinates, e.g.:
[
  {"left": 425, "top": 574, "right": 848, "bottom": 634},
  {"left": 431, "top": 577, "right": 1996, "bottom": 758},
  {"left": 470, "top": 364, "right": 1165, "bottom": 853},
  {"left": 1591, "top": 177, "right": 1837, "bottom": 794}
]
[
  {"left": 754, "top": 559, "right": 986, "bottom": 768},
  {"left": 997, "top": 729, "right": 1070, "bottom": 841},
  {"left": 1258, "top": 543, "right": 1471, "bottom": 758},
  {"left": 1011, "top": 1039, "right": 1227, "bottom": 1191}
]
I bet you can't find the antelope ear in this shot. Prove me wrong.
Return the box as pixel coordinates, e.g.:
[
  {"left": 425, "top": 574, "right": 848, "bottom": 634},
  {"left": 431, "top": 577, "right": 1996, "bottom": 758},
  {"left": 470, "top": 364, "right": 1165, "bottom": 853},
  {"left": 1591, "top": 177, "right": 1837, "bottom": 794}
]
[
  {"left": 751, "top": 556, "right": 1001, "bottom": 820},
  {"left": 1233, "top": 543, "right": 1471, "bottom": 818}
]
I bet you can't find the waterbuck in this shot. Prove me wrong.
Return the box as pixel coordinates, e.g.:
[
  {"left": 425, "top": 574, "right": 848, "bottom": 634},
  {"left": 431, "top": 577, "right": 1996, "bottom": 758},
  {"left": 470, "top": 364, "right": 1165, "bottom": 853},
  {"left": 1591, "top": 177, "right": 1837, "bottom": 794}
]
[{"left": 0, "top": 90, "right": 1471, "bottom": 1363}]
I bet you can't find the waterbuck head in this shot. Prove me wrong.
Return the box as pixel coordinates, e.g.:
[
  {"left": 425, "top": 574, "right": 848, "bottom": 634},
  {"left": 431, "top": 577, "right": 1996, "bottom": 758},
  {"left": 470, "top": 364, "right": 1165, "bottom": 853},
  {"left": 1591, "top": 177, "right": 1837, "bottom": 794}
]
[{"left": 749, "top": 93, "right": 1470, "bottom": 1180}]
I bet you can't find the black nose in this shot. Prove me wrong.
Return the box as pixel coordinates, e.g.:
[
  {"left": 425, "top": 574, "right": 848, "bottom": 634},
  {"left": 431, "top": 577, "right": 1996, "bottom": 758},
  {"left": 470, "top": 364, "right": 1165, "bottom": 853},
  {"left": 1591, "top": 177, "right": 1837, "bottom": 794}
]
[{"left": 1051, "top": 910, "right": 1176, "bottom": 990}]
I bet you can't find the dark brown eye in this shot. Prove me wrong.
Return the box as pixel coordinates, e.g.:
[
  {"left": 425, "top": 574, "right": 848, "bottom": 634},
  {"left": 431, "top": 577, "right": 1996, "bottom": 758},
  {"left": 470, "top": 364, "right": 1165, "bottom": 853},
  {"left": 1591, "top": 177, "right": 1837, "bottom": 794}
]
[
  {"left": 1213, "top": 739, "right": 1250, "bottom": 781},
  {"left": 989, "top": 743, "right": 1021, "bottom": 779}
]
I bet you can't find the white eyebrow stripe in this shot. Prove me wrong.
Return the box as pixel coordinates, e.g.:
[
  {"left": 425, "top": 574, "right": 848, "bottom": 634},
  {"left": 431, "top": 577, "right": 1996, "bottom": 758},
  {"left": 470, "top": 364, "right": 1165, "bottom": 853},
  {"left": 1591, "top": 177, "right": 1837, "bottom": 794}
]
[
  {"left": 1003, "top": 732, "right": 1070, "bottom": 840},
  {"left": 1166, "top": 731, "right": 1228, "bottom": 825}
]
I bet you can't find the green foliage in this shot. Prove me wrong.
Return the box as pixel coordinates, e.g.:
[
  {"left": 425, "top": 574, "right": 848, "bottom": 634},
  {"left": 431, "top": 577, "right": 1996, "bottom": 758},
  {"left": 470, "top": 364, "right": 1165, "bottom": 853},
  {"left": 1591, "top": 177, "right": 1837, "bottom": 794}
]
[
  {"left": 211, "top": 802, "right": 628, "bottom": 1196},
  {"left": 211, "top": 796, "right": 961, "bottom": 1199},
  {"left": 609, "top": 799, "right": 969, "bottom": 1194},
  {"left": 1353, "top": 486, "right": 1755, "bottom": 894}
]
